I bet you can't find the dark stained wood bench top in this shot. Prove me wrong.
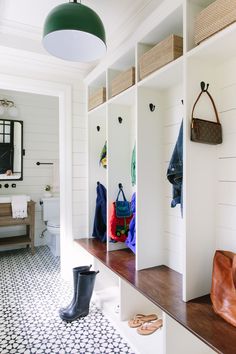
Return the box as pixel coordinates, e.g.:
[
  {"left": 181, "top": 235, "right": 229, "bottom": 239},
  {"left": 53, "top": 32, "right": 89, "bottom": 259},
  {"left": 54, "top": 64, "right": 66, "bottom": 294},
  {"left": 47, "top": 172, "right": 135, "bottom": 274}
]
[{"left": 75, "top": 238, "right": 236, "bottom": 354}]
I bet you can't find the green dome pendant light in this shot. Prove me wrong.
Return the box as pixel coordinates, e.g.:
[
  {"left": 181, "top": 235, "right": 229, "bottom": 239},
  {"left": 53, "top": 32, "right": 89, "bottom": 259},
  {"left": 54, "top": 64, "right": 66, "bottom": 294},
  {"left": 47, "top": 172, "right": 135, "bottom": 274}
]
[{"left": 42, "top": 0, "right": 106, "bottom": 62}]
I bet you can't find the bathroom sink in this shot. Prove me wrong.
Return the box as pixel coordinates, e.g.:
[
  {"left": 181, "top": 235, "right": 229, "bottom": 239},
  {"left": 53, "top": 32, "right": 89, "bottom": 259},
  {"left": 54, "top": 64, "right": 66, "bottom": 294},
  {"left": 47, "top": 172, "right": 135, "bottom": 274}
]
[{"left": 0, "top": 195, "right": 31, "bottom": 203}]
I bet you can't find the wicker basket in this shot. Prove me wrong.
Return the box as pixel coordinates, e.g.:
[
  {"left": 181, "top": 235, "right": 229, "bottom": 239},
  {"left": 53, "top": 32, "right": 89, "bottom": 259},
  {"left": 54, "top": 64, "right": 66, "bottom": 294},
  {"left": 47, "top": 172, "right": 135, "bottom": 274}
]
[
  {"left": 111, "top": 67, "right": 135, "bottom": 97},
  {"left": 139, "top": 34, "right": 183, "bottom": 80},
  {"left": 88, "top": 87, "right": 106, "bottom": 111},
  {"left": 195, "top": 0, "right": 236, "bottom": 45}
]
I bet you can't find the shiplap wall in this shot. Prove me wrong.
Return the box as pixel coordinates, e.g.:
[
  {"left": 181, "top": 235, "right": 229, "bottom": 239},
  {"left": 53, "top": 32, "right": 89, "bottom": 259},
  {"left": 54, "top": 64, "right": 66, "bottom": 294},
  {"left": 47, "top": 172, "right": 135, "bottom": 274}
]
[
  {"left": 71, "top": 86, "right": 88, "bottom": 238},
  {"left": 0, "top": 89, "right": 59, "bottom": 246},
  {"left": 163, "top": 84, "right": 184, "bottom": 274},
  {"left": 88, "top": 112, "right": 106, "bottom": 236},
  {"left": 216, "top": 58, "right": 236, "bottom": 253}
]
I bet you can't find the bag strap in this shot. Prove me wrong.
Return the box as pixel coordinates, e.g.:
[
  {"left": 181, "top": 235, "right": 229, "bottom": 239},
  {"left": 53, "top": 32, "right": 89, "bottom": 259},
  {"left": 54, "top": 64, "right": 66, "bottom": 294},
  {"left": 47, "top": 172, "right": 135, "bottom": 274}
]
[
  {"left": 191, "top": 84, "right": 220, "bottom": 124},
  {"left": 116, "top": 186, "right": 127, "bottom": 202}
]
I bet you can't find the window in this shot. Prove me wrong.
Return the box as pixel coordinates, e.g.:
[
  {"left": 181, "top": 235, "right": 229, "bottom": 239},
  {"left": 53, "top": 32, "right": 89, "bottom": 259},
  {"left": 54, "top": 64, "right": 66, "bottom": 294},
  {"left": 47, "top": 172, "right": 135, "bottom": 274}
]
[{"left": 0, "top": 120, "right": 11, "bottom": 144}]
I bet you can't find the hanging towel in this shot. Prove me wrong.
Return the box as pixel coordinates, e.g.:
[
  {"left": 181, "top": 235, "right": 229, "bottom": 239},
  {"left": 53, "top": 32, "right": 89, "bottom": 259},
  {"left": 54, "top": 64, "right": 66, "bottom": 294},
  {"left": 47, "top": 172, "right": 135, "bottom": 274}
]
[
  {"left": 92, "top": 182, "right": 107, "bottom": 242},
  {"left": 11, "top": 195, "right": 28, "bottom": 218},
  {"left": 52, "top": 160, "right": 60, "bottom": 193},
  {"left": 167, "top": 120, "right": 183, "bottom": 212}
]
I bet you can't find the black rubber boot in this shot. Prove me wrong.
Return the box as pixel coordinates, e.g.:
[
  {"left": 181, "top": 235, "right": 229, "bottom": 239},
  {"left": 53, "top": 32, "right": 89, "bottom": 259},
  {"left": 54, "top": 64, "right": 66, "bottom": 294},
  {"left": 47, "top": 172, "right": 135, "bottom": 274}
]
[
  {"left": 59, "top": 270, "right": 99, "bottom": 322},
  {"left": 59, "top": 265, "right": 91, "bottom": 317}
]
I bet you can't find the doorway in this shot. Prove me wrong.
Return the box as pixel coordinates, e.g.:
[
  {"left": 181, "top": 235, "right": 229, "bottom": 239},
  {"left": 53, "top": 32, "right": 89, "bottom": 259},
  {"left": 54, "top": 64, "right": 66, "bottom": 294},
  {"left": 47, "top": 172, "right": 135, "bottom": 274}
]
[{"left": 0, "top": 73, "right": 73, "bottom": 276}]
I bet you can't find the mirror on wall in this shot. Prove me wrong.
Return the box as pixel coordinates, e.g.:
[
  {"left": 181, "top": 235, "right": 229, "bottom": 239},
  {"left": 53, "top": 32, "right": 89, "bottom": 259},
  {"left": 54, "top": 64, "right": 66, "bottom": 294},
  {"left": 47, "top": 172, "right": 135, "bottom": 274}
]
[{"left": 0, "top": 119, "right": 23, "bottom": 180}]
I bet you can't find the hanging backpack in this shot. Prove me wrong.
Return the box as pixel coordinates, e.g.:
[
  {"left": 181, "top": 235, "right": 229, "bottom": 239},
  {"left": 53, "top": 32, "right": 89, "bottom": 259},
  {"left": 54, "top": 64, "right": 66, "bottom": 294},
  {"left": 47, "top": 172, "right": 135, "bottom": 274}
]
[{"left": 109, "top": 185, "right": 133, "bottom": 242}]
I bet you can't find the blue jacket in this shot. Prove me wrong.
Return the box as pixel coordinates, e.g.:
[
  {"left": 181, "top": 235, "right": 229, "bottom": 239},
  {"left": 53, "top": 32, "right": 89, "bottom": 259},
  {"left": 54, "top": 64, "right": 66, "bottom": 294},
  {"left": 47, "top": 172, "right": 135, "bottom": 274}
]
[
  {"left": 167, "top": 120, "right": 183, "bottom": 209},
  {"left": 92, "top": 182, "right": 107, "bottom": 242}
]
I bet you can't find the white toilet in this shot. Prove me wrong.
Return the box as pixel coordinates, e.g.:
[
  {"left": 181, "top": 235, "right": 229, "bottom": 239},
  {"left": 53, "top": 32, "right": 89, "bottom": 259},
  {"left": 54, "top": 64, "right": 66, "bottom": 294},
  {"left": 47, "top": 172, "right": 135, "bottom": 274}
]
[{"left": 41, "top": 197, "right": 60, "bottom": 257}]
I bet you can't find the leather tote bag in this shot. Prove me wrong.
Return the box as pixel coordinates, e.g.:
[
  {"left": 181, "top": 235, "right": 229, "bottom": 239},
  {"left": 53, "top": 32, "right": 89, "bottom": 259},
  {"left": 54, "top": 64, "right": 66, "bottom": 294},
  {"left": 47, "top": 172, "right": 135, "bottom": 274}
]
[
  {"left": 191, "top": 82, "right": 222, "bottom": 145},
  {"left": 211, "top": 250, "right": 236, "bottom": 327}
]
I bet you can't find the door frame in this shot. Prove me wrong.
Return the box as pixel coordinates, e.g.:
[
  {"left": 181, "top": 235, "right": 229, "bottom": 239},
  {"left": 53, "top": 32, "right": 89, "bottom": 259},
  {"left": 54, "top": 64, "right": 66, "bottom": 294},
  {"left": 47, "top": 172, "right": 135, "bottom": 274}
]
[{"left": 0, "top": 73, "right": 73, "bottom": 276}]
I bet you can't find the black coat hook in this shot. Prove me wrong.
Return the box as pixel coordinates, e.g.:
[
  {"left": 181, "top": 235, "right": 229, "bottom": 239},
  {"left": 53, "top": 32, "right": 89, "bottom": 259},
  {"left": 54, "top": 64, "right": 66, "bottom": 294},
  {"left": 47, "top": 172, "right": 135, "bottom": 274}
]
[
  {"left": 181, "top": 99, "right": 184, "bottom": 105},
  {"left": 118, "top": 183, "right": 123, "bottom": 189},
  {"left": 200, "top": 81, "right": 209, "bottom": 92},
  {"left": 96, "top": 126, "right": 100, "bottom": 132},
  {"left": 149, "top": 103, "right": 155, "bottom": 112},
  {"left": 118, "top": 116, "right": 122, "bottom": 124}
]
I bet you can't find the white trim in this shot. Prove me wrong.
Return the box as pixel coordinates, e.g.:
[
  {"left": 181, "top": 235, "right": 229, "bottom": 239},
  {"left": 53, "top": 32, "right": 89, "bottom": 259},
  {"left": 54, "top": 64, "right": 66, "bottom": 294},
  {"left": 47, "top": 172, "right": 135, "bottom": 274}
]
[
  {"left": 0, "top": 73, "right": 72, "bottom": 277},
  {"left": 0, "top": 46, "right": 92, "bottom": 78}
]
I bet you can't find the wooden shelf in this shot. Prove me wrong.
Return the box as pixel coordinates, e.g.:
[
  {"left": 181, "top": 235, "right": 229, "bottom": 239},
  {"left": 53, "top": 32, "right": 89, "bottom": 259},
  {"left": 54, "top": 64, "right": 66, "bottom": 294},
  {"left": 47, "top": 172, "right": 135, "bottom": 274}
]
[
  {"left": 0, "top": 235, "right": 31, "bottom": 246},
  {"left": 76, "top": 238, "right": 236, "bottom": 354},
  {"left": 0, "top": 217, "right": 31, "bottom": 226}
]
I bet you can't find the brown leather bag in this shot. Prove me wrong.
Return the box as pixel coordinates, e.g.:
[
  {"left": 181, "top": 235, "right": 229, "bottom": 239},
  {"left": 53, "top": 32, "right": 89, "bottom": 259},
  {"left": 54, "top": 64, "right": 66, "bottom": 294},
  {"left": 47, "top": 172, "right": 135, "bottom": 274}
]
[
  {"left": 211, "top": 250, "right": 236, "bottom": 327},
  {"left": 191, "top": 82, "right": 222, "bottom": 145}
]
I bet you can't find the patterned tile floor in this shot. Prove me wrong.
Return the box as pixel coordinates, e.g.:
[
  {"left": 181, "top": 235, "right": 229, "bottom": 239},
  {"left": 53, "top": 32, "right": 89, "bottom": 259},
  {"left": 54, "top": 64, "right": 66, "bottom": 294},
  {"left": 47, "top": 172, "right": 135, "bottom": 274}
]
[{"left": 0, "top": 246, "right": 134, "bottom": 354}]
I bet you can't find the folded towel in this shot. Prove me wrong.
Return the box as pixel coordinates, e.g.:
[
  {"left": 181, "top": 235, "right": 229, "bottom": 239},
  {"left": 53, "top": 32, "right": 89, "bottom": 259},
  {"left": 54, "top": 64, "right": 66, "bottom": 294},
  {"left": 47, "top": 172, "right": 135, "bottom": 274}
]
[{"left": 11, "top": 195, "right": 28, "bottom": 218}]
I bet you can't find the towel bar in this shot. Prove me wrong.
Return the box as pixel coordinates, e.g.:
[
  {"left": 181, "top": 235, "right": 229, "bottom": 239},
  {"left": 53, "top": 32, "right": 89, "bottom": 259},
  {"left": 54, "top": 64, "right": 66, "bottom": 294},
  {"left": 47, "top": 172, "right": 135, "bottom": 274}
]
[{"left": 36, "top": 162, "right": 53, "bottom": 166}]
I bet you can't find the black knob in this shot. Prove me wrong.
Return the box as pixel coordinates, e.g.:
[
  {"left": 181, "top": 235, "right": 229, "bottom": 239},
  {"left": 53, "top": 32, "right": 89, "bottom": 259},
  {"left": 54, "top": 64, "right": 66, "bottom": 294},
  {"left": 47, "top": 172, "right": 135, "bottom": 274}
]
[{"left": 4, "top": 184, "right": 9, "bottom": 188}]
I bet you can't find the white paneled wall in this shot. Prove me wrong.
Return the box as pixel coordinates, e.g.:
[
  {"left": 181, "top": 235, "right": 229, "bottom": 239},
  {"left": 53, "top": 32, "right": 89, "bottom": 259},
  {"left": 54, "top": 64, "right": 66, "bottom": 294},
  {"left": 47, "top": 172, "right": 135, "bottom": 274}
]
[
  {"left": 216, "top": 64, "right": 236, "bottom": 253},
  {"left": 72, "top": 85, "right": 88, "bottom": 237},
  {"left": 88, "top": 111, "right": 106, "bottom": 236},
  {"left": 0, "top": 90, "right": 59, "bottom": 246},
  {"left": 163, "top": 85, "right": 183, "bottom": 273}
]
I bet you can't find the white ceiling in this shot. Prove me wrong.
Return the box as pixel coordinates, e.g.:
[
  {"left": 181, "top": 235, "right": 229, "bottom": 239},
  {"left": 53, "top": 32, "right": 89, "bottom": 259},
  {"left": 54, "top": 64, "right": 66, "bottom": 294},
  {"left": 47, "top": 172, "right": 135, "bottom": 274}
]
[
  {"left": 0, "top": 0, "right": 164, "bottom": 76},
  {"left": 0, "top": 0, "right": 150, "bottom": 36}
]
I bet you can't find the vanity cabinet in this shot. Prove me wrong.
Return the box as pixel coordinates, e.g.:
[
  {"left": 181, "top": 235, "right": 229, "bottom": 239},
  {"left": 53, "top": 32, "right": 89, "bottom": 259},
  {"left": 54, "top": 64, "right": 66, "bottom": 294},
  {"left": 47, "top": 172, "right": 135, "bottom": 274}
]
[{"left": 0, "top": 201, "right": 35, "bottom": 254}]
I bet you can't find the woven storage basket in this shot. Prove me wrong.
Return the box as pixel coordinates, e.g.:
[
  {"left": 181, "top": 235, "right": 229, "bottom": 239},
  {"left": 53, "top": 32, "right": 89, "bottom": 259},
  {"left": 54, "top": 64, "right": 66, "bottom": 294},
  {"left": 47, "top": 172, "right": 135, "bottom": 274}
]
[
  {"left": 88, "top": 87, "right": 106, "bottom": 111},
  {"left": 195, "top": 0, "right": 236, "bottom": 45},
  {"left": 139, "top": 34, "right": 183, "bottom": 80},
  {"left": 111, "top": 67, "right": 135, "bottom": 97}
]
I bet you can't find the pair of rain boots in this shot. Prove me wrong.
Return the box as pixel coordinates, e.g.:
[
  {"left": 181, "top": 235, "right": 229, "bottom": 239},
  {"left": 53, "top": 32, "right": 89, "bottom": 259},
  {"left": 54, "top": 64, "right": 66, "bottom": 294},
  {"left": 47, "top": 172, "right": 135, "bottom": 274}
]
[{"left": 59, "top": 265, "right": 99, "bottom": 322}]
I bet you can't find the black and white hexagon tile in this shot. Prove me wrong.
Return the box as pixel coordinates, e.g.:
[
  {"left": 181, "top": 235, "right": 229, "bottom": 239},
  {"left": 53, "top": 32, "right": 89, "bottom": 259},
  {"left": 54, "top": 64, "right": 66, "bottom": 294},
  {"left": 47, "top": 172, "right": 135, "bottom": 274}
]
[{"left": 0, "top": 247, "right": 135, "bottom": 354}]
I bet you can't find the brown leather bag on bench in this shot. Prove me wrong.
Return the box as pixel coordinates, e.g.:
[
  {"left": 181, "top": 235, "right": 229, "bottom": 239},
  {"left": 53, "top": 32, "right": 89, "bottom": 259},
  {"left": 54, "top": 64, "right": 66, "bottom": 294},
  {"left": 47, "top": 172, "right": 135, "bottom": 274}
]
[{"left": 211, "top": 250, "right": 236, "bottom": 327}]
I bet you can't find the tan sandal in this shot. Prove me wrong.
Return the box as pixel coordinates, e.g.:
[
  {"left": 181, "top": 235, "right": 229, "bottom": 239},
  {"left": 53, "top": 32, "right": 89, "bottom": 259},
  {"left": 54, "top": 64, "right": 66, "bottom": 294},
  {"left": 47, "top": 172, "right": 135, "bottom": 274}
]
[
  {"left": 137, "top": 319, "right": 163, "bottom": 335},
  {"left": 128, "top": 313, "right": 158, "bottom": 328}
]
